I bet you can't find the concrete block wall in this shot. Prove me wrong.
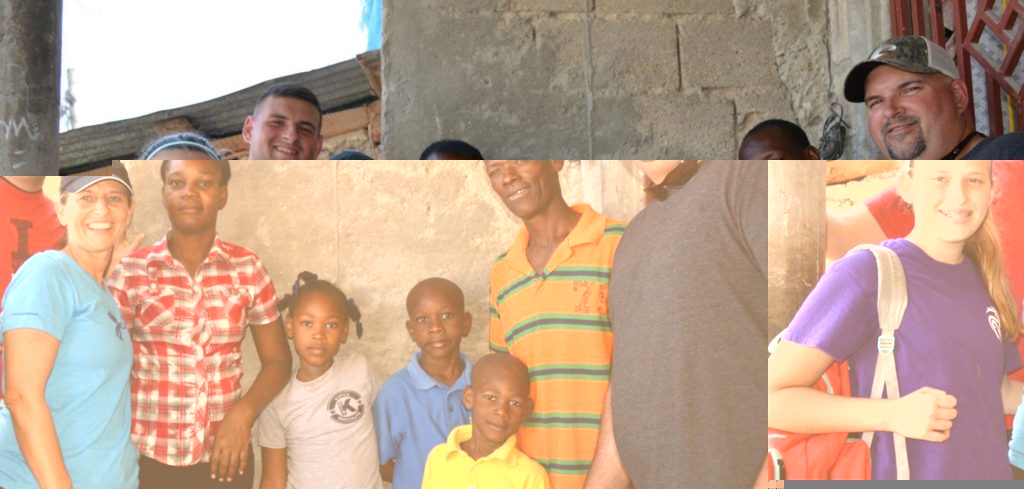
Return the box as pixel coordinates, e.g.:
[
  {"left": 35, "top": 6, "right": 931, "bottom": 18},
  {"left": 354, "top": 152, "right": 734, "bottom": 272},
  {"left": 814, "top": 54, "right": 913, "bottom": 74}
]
[
  {"left": 120, "top": 160, "right": 643, "bottom": 486},
  {"left": 381, "top": 0, "right": 832, "bottom": 159}
]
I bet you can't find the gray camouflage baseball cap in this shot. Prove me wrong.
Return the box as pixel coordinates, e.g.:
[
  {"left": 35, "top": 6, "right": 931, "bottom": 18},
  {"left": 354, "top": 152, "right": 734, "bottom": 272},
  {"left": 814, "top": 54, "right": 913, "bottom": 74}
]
[{"left": 844, "top": 35, "right": 959, "bottom": 103}]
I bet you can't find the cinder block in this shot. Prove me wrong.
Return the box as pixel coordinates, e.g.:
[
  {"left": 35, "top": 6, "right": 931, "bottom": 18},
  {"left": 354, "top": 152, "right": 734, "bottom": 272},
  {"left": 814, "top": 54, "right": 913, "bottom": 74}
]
[
  {"left": 597, "top": 0, "right": 732, "bottom": 14},
  {"left": 457, "top": 90, "right": 592, "bottom": 159},
  {"left": 735, "top": 87, "right": 797, "bottom": 121},
  {"left": 591, "top": 18, "right": 679, "bottom": 93},
  {"left": 732, "top": 86, "right": 799, "bottom": 146},
  {"left": 383, "top": 10, "right": 591, "bottom": 158},
  {"left": 511, "top": 0, "right": 591, "bottom": 12},
  {"left": 384, "top": 0, "right": 508, "bottom": 11},
  {"left": 591, "top": 93, "right": 735, "bottom": 158},
  {"left": 678, "top": 17, "right": 776, "bottom": 88}
]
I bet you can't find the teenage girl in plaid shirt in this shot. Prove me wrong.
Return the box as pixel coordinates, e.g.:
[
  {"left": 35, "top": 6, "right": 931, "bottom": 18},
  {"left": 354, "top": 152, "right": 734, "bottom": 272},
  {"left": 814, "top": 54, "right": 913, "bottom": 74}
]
[{"left": 108, "top": 158, "right": 292, "bottom": 487}]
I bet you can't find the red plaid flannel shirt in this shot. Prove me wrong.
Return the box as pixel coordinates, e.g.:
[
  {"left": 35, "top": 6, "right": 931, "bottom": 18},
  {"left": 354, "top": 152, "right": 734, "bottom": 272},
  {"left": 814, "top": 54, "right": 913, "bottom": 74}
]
[{"left": 106, "top": 235, "right": 279, "bottom": 466}]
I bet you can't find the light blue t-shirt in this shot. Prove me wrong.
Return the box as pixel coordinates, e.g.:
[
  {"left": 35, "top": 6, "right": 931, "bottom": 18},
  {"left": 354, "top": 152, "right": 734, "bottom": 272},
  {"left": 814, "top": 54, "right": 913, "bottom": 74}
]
[
  {"left": 0, "top": 251, "right": 138, "bottom": 489},
  {"left": 372, "top": 353, "right": 472, "bottom": 489}
]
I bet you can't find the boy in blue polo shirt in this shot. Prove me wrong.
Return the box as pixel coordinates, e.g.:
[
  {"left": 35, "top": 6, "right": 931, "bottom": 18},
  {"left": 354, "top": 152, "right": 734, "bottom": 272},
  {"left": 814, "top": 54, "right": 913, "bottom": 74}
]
[{"left": 372, "top": 278, "right": 474, "bottom": 489}]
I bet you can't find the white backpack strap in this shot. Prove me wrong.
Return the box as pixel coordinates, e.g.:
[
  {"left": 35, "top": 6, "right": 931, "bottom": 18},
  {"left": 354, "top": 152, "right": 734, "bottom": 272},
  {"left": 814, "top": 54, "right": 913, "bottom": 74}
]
[{"left": 847, "top": 244, "right": 910, "bottom": 480}]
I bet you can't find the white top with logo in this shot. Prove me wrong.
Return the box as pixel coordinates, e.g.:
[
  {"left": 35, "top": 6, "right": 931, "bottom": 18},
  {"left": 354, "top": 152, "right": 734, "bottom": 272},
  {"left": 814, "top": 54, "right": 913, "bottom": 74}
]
[{"left": 258, "top": 349, "right": 383, "bottom": 489}]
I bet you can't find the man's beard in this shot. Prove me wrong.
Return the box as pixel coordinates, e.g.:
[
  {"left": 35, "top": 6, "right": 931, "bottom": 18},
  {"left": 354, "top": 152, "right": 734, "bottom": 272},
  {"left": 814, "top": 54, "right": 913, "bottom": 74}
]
[{"left": 882, "top": 116, "right": 927, "bottom": 159}]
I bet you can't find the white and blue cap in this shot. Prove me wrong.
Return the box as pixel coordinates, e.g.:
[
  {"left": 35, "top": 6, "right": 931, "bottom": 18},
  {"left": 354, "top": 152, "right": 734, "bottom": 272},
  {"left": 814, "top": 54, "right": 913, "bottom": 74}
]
[{"left": 60, "top": 161, "right": 134, "bottom": 196}]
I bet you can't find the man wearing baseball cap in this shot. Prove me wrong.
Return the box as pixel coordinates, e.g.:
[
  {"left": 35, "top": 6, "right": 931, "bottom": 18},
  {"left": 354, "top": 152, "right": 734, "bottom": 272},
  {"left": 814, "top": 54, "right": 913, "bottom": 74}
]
[{"left": 844, "top": 35, "right": 1024, "bottom": 159}]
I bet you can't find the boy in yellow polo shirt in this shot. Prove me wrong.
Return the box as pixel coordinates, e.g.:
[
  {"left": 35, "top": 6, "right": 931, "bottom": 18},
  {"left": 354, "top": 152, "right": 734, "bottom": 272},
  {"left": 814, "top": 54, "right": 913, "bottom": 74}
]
[{"left": 421, "top": 353, "right": 550, "bottom": 489}]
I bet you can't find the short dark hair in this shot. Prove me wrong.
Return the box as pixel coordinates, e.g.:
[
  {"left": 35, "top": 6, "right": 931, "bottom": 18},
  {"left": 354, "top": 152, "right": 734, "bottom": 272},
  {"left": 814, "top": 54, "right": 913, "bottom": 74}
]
[
  {"left": 159, "top": 160, "right": 232, "bottom": 186},
  {"left": 330, "top": 150, "right": 374, "bottom": 160},
  {"left": 419, "top": 139, "right": 484, "bottom": 160},
  {"left": 741, "top": 119, "right": 812, "bottom": 149},
  {"left": 253, "top": 83, "right": 323, "bottom": 131},
  {"left": 406, "top": 277, "right": 466, "bottom": 316}
]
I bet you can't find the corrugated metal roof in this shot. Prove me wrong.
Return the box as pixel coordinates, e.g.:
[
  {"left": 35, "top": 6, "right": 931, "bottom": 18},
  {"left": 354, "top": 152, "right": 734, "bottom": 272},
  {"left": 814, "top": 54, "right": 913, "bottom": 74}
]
[{"left": 60, "top": 54, "right": 378, "bottom": 173}]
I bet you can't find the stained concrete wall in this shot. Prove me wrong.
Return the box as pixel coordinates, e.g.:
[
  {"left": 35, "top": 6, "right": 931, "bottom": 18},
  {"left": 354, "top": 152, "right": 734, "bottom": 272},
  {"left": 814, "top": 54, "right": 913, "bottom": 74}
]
[
  {"left": 119, "top": 160, "right": 643, "bottom": 486},
  {"left": 121, "top": 161, "right": 643, "bottom": 383},
  {"left": 380, "top": 1, "right": 832, "bottom": 160}
]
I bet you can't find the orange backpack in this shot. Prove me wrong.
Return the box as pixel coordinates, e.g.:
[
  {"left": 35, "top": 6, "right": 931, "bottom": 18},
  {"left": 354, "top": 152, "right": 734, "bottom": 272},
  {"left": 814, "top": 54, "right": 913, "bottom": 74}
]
[
  {"left": 767, "top": 244, "right": 911, "bottom": 481},
  {"left": 767, "top": 360, "right": 871, "bottom": 479}
]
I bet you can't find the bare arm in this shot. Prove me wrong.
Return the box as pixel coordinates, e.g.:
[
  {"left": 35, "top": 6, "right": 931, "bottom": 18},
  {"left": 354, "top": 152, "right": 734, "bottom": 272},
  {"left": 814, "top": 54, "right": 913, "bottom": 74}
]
[
  {"left": 3, "top": 329, "right": 72, "bottom": 489},
  {"left": 825, "top": 204, "right": 887, "bottom": 262},
  {"left": 583, "top": 387, "right": 632, "bottom": 489},
  {"left": 379, "top": 460, "right": 395, "bottom": 483},
  {"left": 768, "top": 339, "right": 957, "bottom": 441},
  {"left": 259, "top": 447, "right": 287, "bottom": 489},
  {"left": 1003, "top": 376, "right": 1024, "bottom": 415},
  {"left": 210, "top": 318, "right": 292, "bottom": 482}
]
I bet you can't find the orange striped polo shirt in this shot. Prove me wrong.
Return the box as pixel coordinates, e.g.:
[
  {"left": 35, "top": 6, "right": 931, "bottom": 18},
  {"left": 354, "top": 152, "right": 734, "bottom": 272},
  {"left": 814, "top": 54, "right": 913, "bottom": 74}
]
[{"left": 489, "top": 203, "right": 625, "bottom": 489}]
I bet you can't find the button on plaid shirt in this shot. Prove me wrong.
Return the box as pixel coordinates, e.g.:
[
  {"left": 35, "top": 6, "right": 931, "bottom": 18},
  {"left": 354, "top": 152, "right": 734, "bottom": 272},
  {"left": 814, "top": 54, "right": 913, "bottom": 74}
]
[{"left": 106, "top": 235, "right": 280, "bottom": 466}]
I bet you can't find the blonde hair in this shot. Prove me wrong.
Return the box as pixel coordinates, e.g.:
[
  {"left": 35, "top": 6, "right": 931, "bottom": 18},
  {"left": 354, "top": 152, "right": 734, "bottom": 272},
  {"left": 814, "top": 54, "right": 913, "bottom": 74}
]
[
  {"left": 907, "top": 161, "right": 1019, "bottom": 341},
  {"left": 965, "top": 215, "right": 1019, "bottom": 341}
]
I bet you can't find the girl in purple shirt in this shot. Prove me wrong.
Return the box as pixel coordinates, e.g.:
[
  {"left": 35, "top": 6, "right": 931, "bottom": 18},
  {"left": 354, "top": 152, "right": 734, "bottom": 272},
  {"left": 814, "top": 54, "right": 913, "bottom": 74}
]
[{"left": 768, "top": 161, "right": 1024, "bottom": 480}]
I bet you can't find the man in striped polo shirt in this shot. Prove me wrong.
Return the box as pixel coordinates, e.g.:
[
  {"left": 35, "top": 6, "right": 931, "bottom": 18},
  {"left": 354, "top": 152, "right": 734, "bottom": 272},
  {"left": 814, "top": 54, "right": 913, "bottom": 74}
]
[{"left": 485, "top": 160, "right": 625, "bottom": 489}]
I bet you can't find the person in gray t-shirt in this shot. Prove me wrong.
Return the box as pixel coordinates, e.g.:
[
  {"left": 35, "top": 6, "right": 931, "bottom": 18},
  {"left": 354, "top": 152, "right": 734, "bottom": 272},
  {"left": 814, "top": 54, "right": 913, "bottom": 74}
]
[{"left": 584, "top": 161, "right": 768, "bottom": 489}]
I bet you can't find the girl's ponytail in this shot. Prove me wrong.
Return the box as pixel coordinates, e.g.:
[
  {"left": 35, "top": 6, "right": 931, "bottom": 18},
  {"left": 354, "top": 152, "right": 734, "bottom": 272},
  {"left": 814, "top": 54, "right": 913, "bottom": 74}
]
[{"left": 964, "top": 214, "right": 1020, "bottom": 342}]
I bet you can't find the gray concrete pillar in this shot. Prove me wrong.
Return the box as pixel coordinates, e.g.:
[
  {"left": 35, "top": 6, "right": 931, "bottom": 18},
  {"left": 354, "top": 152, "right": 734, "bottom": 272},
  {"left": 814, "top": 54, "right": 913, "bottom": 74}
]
[
  {"left": 1, "top": 0, "right": 62, "bottom": 175},
  {"left": 768, "top": 162, "right": 827, "bottom": 337},
  {"left": 828, "top": 0, "right": 891, "bottom": 159}
]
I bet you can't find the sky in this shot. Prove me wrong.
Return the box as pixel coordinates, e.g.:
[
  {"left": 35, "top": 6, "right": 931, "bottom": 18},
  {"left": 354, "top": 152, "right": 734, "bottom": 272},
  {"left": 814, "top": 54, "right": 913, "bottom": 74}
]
[{"left": 60, "top": 0, "right": 378, "bottom": 131}]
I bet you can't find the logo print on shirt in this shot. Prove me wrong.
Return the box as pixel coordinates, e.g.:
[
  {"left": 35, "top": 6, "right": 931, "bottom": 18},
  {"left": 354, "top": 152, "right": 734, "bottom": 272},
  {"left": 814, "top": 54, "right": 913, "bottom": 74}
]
[
  {"left": 573, "top": 281, "right": 609, "bottom": 315},
  {"left": 109, "top": 311, "right": 128, "bottom": 341},
  {"left": 328, "top": 390, "right": 364, "bottom": 424},
  {"left": 986, "top": 306, "right": 1002, "bottom": 341},
  {"left": 10, "top": 218, "right": 33, "bottom": 272}
]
